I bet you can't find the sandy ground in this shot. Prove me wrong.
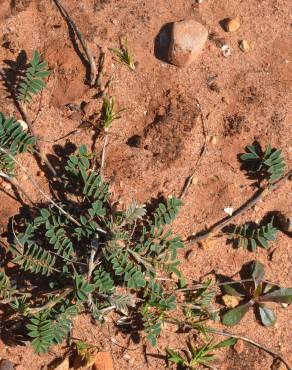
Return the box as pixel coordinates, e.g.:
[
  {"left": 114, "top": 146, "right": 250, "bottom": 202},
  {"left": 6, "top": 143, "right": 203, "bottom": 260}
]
[{"left": 0, "top": 0, "right": 291, "bottom": 369}]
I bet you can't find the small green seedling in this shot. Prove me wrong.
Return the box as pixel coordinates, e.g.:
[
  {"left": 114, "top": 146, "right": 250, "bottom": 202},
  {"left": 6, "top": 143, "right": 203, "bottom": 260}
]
[
  {"left": 222, "top": 261, "right": 292, "bottom": 327},
  {"left": 240, "top": 143, "right": 285, "bottom": 184},
  {"left": 110, "top": 38, "right": 135, "bottom": 70},
  {"left": 166, "top": 337, "right": 236, "bottom": 369},
  {"left": 227, "top": 218, "right": 278, "bottom": 251},
  {"left": 18, "top": 50, "right": 51, "bottom": 104},
  {"left": 102, "top": 96, "right": 125, "bottom": 130}
]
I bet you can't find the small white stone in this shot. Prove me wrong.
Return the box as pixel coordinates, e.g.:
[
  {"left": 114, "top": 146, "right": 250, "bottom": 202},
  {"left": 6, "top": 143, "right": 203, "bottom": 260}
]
[
  {"left": 221, "top": 45, "right": 231, "bottom": 58},
  {"left": 224, "top": 207, "right": 234, "bottom": 216},
  {"left": 4, "top": 183, "right": 12, "bottom": 191}
]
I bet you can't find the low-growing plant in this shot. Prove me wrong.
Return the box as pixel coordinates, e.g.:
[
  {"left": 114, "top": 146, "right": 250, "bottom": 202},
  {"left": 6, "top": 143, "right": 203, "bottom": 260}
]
[
  {"left": 222, "top": 261, "right": 292, "bottom": 327},
  {"left": 1, "top": 145, "right": 185, "bottom": 352},
  {"left": 109, "top": 37, "right": 135, "bottom": 70},
  {"left": 240, "top": 143, "right": 285, "bottom": 184},
  {"left": 166, "top": 337, "right": 236, "bottom": 369}
]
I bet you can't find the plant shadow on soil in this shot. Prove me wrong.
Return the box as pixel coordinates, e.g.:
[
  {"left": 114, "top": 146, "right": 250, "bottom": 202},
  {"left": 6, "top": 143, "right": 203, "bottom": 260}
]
[{"left": 0, "top": 142, "right": 177, "bottom": 349}]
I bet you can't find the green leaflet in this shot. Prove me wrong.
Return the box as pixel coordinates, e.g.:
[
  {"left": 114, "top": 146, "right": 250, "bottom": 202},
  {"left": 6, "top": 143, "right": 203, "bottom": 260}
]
[
  {"left": 240, "top": 143, "right": 285, "bottom": 184},
  {"left": 227, "top": 219, "right": 278, "bottom": 251},
  {"left": 18, "top": 50, "right": 51, "bottom": 103}
]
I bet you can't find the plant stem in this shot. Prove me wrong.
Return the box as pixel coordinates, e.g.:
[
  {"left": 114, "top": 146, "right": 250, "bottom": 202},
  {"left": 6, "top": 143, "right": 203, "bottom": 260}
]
[
  {"left": 52, "top": 0, "right": 97, "bottom": 86},
  {"left": 0, "top": 148, "right": 81, "bottom": 227},
  {"left": 100, "top": 133, "right": 109, "bottom": 177},
  {"left": 0, "top": 171, "right": 34, "bottom": 204},
  {"left": 28, "top": 287, "right": 73, "bottom": 314},
  {"left": 180, "top": 98, "right": 208, "bottom": 199},
  {"left": 167, "top": 318, "right": 292, "bottom": 370},
  {"left": 207, "top": 328, "right": 292, "bottom": 370},
  {"left": 187, "top": 169, "right": 292, "bottom": 244},
  {"left": 20, "top": 103, "right": 57, "bottom": 176}
]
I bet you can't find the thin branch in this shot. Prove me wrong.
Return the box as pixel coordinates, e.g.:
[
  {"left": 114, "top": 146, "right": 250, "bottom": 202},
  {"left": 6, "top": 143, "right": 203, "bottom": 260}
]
[
  {"left": 167, "top": 318, "right": 291, "bottom": 370},
  {"left": 187, "top": 169, "right": 292, "bottom": 244},
  {"left": 207, "top": 328, "right": 292, "bottom": 370},
  {"left": 52, "top": 0, "right": 97, "bottom": 86},
  {"left": 28, "top": 287, "right": 73, "bottom": 314},
  {"left": 0, "top": 148, "right": 81, "bottom": 227},
  {"left": 100, "top": 134, "right": 109, "bottom": 177},
  {"left": 0, "top": 171, "right": 34, "bottom": 204},
  {"left": 180, "top": 99, "right": 208, "bottom": 199}
]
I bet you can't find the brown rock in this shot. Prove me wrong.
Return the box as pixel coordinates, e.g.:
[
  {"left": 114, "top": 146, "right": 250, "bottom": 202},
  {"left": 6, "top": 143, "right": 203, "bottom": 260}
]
[
  {"left": 222, "top": 18, "right": 240, "bottom": 32},
  {"left": 233, "top": 340, "right": 244, "bottom": 354},
  {"left": 0, "top": 360, "right": 15, "bottom": 370},
  {"left": 239, "top": 39, "right": 250, "bottom": 52},
  {"left": 168, "top": 19, "right": 208, "bottom": 67},
  {"left": 69, "top": 111, "right": 83, "bottom": 121},
  {"left": 83, "top": 100, "right": 101, "bottom": 117},
  {"left": 222, "top": 294, "right": 240, "bottom": 308},
  {"left": 277, "top": 212, "right": 292, "bottom": 233},
  {"left": 93, "top": 352, "right": 114, "bottom": 370}
]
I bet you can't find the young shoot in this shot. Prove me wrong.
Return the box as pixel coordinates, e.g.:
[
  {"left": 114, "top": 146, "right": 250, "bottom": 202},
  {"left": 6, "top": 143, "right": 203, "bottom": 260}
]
[
  {"left": 109, "top": 38, "right": 136, "bottom": 71},
  {"left": 102, "top": 96, "right": 125, "bottom": 131}
]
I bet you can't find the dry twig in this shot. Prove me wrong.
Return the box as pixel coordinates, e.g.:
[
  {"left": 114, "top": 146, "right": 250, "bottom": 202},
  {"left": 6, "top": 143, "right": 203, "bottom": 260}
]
[
  {"left": 207, "top": 328, "right": 292, "bottom": 370},
  {"left": 53, "top": 0, "right": 97, "bottom": 86},
  {"left": 180, "top": 99, "right": 208, "bottom": 198},
  {"left": 187, "top": 169, "right": 292, "bottom": 245}
]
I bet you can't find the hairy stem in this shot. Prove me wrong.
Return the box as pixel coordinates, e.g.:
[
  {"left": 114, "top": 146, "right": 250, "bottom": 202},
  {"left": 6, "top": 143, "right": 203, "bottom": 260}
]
[{"left": 0, "top": 148, "right": 81, "bottom": 227}]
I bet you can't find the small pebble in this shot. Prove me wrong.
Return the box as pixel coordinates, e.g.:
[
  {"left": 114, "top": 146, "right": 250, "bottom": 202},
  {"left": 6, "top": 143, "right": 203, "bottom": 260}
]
[
  {"left": 221, "top": 44, "right": 231, "bottom": 57},
  {"left": 277, "top": 212, "right": 292, "bottom": 233},
  {"left": 281, "top": 303, "right": 289, "bottom": 308},
  {"left": 3, "top": 183, "right": 12, "bottom": 191},
  {"left": 0, "top": 359, "right": 15, "bottom": 370},
  {"left": 196, "top": 0, "right": 204, "bottom": 3},
  {"left": 222, "top": 294, "right": 240, "bottom": 308},
  {"left": 69, "top": 111, "right": 83, "bottom": 121},
  {"left": 210, "top": 136, "right": 217, "bottom": 145},
  {"left": 21, "top": 174, "right": 28, "bottom": 181},
  {"left": 239, "top": 39, "right": 250, "bottom": 52},
  {"left": 223, "top": 18, "right": 240, "bottom": 32},
  {"left": 233, "top": 340, "right": 244, "bottom": 354},
  {"left": 36, "top": 170, "right": 45, "bottom": 177}
]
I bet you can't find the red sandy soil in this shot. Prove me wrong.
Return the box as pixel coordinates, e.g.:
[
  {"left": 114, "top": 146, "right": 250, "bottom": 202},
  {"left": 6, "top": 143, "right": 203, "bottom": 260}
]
[{"left": 0, "top": 0, "right": 291, "bottom": 369}]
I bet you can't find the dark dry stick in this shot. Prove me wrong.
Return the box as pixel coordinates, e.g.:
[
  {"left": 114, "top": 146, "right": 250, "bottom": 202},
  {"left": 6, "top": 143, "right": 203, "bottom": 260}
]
[
  {"left": 207, "top": 328, "right": 292, "bottom": 370},
  {"left": 53, "top": 0, "right": 97, "bottom": 86},
  {"left": 180, "top": 98, "right": 208, "bottom": 198},
  {"left": 187, "top": 169, "right": 292, "bottom": 244}
]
